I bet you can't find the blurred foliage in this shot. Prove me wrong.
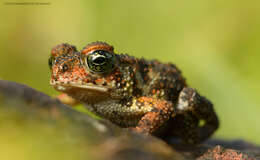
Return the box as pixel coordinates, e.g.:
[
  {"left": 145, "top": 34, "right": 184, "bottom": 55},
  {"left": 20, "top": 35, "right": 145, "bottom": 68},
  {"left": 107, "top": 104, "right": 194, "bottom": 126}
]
[{"left": 0, "top": 0, "right": 260, "bottom": 146}]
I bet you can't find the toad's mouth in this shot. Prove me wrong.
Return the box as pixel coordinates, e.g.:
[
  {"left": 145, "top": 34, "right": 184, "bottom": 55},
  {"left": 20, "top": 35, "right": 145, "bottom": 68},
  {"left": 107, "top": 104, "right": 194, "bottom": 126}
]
[{"left": 50, "top": 81, "right": 108, "bottom": 92}]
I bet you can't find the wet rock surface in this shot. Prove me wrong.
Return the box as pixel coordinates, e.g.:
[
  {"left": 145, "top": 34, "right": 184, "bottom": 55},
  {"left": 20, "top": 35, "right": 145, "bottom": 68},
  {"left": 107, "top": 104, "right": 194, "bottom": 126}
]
[{"left": 0, "top": 80, "right": 259, "bottom": 160}]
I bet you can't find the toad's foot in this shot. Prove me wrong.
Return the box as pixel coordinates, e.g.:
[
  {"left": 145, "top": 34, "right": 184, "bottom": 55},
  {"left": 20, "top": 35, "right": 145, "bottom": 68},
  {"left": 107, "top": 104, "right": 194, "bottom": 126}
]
[{"left": 174, "top": 87, "right": 219, "bottom": 144}]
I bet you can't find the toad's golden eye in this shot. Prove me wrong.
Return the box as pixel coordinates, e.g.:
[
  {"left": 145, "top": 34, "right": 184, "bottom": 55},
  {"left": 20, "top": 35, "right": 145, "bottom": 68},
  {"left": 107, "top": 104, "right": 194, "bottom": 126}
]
[{"left": 86, "top": 50, "right": 115, "bottom": 73}]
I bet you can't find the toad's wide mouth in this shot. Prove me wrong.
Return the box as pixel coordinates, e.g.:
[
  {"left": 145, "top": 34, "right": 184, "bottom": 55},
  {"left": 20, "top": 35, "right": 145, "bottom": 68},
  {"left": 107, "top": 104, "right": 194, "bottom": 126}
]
[{"left": 50, "top": 81, "right": 108, "bottom": 92}]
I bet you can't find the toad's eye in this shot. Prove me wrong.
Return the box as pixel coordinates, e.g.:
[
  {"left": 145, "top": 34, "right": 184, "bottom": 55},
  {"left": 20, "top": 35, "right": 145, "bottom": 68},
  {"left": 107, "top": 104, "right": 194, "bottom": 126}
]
[
  {"left": 48, "top": 55, "right": 55, "bottom": 70},
  {"left": 86, "top": 50, "right": 115, "bottom": 73}
]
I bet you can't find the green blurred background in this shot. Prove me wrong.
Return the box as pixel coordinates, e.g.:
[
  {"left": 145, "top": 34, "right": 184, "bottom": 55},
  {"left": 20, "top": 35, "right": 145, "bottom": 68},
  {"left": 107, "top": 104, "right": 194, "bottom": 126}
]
[{"left": 1, "top": 0, "right": 260, "bottom": 146}]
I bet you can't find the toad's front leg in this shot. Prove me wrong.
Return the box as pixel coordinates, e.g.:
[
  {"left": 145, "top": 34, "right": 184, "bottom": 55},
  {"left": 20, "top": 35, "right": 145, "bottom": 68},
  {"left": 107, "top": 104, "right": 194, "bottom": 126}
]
[
  {"left": 130, "top": 97, "right": 175, "bottom": 134},
  {"left": 174, "top": 87, "right": 219, "bottom": 144},
  {"left": 56, "top": 93, "right": 80, "bottom": 106}
]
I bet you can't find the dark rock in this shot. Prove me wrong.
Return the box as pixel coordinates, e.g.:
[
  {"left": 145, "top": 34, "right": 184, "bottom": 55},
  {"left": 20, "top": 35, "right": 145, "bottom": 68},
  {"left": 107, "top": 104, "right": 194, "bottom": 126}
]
[
  {"left": 197, "top": 145, "right": 256, "bottom": 160},
  {"left": 168, "top": 138, "right": 260, "bottom": 159},
  {"left": 0, "top": 80, "right": 259, "bottom": 160}
]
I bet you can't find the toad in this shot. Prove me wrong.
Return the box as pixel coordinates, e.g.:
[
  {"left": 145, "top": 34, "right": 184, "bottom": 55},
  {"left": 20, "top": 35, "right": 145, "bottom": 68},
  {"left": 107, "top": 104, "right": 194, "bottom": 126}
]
[{"left": 49, "top": 42, "right": 219, "bottom": 144}]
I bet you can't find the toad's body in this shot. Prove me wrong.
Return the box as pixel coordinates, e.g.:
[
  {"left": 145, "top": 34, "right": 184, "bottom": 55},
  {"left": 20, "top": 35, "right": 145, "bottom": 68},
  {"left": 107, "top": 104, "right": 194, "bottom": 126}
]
[{"left": 49, "top": 42, "right": 219, "bottom": 144}]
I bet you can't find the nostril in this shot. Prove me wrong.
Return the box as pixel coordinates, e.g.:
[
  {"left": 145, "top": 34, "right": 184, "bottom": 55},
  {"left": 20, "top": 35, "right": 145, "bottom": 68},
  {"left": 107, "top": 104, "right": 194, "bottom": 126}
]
[{"left": 60, "top": 64, "right": 69, "bottom": 72}]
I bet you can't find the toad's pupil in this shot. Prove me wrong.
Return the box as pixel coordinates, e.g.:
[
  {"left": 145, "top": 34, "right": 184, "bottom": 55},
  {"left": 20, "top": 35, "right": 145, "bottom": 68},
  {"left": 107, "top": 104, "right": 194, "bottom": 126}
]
[{"left": 93, "top": 56, "right": 106, "bottom": 65}]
